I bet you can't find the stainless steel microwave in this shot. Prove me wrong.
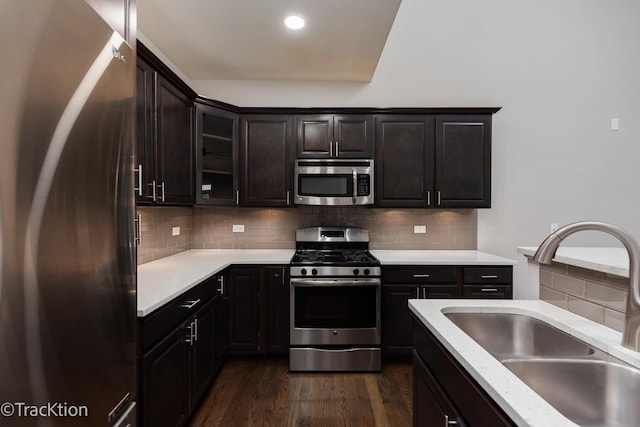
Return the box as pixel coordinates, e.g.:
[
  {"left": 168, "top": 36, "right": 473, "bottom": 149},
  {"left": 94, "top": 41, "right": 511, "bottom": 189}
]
[{"left": 294, "top": 159, "right": 374, "bottom": 206}]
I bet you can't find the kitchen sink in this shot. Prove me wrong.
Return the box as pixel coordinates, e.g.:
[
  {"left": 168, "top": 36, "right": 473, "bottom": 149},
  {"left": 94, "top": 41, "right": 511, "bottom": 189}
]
[
  {"left": 445, "top": 312, "right": 595, "bottom": 359},
  {"left": 445, "top": 311, "right": 640, "bottom": 426},
  {"left": 503, "top": 359, "right": 640, "bottom": 427}
]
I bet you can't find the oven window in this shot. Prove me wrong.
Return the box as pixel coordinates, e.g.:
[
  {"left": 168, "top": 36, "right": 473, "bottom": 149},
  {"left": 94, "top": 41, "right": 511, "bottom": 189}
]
[
  {"left": 298, "top": 175, "right": 352, "bottom": 197},
  {"left": 294, "top": 285, "right": 377, "bottom": 328}
]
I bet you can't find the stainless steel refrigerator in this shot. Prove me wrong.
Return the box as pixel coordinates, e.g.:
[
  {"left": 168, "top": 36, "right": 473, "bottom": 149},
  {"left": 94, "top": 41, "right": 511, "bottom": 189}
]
[{"left": 0, "top": 1, "right": 137, "bottom": 426}]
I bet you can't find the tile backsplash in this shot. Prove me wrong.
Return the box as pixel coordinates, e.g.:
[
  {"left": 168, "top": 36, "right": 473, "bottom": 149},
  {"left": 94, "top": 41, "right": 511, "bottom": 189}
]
[
  {"left": 538, "top": 261, "right": 629, "bottom": 332},
  {"left": 137, "top": 206, "right": 477, "bottom": 264},
  {"left": 137, "top": 207, "right": 193, "bottom": 264}
]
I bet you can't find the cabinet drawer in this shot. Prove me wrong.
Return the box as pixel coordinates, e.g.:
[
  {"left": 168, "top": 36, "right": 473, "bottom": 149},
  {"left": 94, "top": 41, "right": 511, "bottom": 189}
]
[
  {"left": 382, "top": 266, "right": 457, "bottom": 284},
  {"left": 140, "top": 277, "right": 216, "bottom": 352},
  {"left": 462, "top": 285, "right": 512, "bottom": 299},
  {"left": 463, "top": 267, "right": 512, "bottom": 284}
]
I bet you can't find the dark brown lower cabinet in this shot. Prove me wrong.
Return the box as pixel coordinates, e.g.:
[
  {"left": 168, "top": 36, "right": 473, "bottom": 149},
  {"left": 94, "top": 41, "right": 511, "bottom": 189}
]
[
  {"left": 382, "top": 265, "right": 512, "bottom": 357},
  {"left": 139, "top": 278, "right": 221, "bottom": 427},
  {"left": 266, "top": 266, "right": 290, "bottom": 354},
  {"left": 141, "top": 326, "right": 190, "bottom": 427},
  {"left": 412, "top": 317, "right": 515, "bottom": 427},
  {"left": 413, "top": 349, "right": 466, "bottom": 427},
  {"left": 228, "top": 267, "right": 261, "bottom": 353},
  {"left": 190, "top": 300, "right": 216, "bottom": 407},
  {"left": 227, "top": 266, "right": 291, "bottom": 355},
  {"left": 382, "top": 284, "right": 457, "bottom": 355}
]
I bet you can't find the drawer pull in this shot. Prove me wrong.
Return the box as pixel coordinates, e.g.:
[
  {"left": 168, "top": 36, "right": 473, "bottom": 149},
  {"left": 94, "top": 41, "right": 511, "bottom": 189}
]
[
  {"left": 481, "top": 275, "right": 499, "bottom": 279},
  {"left": 180, "top": 299, "right": 201, "bottom": 309},
  {"left": 413, "top": 274, "right": 431, "bottom": 278},
  {"left": 480, "top": 288, "right": 498, "bottom": 292}
]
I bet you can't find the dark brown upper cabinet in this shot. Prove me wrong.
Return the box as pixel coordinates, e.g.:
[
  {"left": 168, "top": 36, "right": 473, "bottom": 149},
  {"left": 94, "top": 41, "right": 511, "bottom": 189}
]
[
  {"left": 296, "top": 115, "right": 374, "bottom": 158},
  {"left": 240, "top": 115, "right": 294, "bottom": 207},
  {"left": 195, "top": 103, "right": 239, "bottom": 206},
  {"left": 435, "top": 115, "right": 491, "bottom": 208},
  {"left": 135, "top": 56, "right": 194, "bottom": 205},
  {"left": 375, "top": 114, "right": 493, "bottom": 208},
  {"left": 375, "top": 115, "right": 436, "bottom": 207}
]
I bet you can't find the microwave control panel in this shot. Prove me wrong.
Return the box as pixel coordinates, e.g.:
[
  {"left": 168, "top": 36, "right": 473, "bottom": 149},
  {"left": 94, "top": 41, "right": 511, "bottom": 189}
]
[{"left": 357, "top": 175, "right": 371, "bottom": 196}]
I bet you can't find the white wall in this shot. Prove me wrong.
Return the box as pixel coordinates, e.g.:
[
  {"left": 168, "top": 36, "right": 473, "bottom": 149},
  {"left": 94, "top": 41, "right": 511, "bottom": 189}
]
[{"left": 147, "top": 0, "right": 640, "bottom": 298}]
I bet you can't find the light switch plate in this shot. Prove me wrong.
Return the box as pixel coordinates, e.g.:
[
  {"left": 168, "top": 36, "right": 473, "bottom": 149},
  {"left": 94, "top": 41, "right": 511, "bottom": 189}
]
[
  {"left": 172, "top": 226, "right": 180, "bottom": 236},
  {"left": 414, "top": 225, "right": 427, "bottom": 234},
  {"left": 232, "top": 224, "right": 245, "bottom": 233}
]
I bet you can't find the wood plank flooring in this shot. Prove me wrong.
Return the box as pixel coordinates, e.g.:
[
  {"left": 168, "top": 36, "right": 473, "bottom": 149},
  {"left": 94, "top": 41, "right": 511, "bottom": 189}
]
[{"left": 189, "top": 357, "right": 413, "bottom": 427}]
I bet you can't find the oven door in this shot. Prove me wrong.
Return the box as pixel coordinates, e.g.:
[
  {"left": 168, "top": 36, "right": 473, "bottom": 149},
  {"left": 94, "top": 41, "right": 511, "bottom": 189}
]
[{"left": 290, "top": 278, "right": 381, "bottom": 346}]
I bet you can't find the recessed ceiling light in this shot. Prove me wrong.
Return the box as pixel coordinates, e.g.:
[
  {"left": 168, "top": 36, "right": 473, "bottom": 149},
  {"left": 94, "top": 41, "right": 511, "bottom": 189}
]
[{"left": 284, "top": 14, "right": 305, "bottom": 30}]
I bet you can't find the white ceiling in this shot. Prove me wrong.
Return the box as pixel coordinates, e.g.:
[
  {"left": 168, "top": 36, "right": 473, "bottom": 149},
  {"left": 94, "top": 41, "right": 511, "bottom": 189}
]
[{"left": 137, "top": 0, "right": 402, "bottom": 82}]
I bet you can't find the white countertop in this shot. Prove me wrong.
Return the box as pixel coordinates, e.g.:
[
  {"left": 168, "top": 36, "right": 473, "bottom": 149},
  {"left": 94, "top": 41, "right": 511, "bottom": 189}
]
[
  {"left": 137, "top": 249, "right": 517, "bottom": 317},
  {"left": 409, "top": 299, "right": 640, "bottom": 427},
  {"left": 137, "top": 249, "right": 294, "bottom": 317},
  {"left": 371, "top": 250, "right": 517, "bottom": 265},
  {"left": 517, "top": 246, "right": 629, "bottom": 277}
]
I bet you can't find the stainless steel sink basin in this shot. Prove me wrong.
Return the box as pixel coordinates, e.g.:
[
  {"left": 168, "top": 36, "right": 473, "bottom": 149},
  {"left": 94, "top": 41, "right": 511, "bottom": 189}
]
[
  {"left": 503, "top": 359, "right": 640, "bottom": 427},
  {"left": 445, "top": 312, "right": 595, "bottom": 359}
]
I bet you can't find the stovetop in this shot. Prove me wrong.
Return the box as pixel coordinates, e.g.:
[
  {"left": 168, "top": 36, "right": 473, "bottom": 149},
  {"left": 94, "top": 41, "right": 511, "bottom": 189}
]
[{"left": 290, "top": 249, "right": 380, "bottom": 266}]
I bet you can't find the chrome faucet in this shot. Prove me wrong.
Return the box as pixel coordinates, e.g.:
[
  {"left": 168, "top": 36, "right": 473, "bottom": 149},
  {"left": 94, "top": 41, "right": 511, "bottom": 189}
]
[{"left": 533, "top": 221, "right": 640, "bottom": 351}]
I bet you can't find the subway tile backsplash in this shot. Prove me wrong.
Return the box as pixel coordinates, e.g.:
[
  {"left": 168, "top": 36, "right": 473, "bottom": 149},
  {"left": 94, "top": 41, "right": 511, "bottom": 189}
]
[
  {"left": 137, "top": 206, "right": 477, "bottom": 264},
  {"left": 539, "top": 262, "right": 629, "bottom": 332}
]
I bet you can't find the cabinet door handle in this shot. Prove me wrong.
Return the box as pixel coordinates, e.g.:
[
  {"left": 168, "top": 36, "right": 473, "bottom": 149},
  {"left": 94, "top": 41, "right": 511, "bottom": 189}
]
[
  {"left": 330, "top": 141, "right": 333, "bottom": 157},
  {"left": 427, "top": 190, "right": 431, "bottom": 206},
  {"left": 286, "top": 190, "right": 290, "bottom": 206},
  {"left": 185, "top": 322, "right": 194, "bottom": 345},
  {"left": 149, "top": 179, "right": 157, "bottom": 201},
  {"left": 413, "top": 274, "right": 430, "bottom": 278},
  {"left": 193, "top": 318, "right": 198, "bottom": 342},
  {"left": 335, "top": 141, "right": 339, "bottom": 157},
  {"left": 217, "top": 276, "right": 224, "bottom": 295},
  {"left": 180, "top": 299, "right": 201, "bottom": 309},
  {"left": 236, "top": 190, "right": 240, "bottom": 205},
  {"left": 134, "top": 164, "right": 143, "bottom": 196},
  {"left": 480, "top": 288, "right": 498, "bottom": 292},
  {"left": 282, "top": 268, "right": 286, "bottom": 286},
  {"left": 422, "top": 288, "right": 427, "bottom": 299},
  {"left": 437, "top": 190, "right": 441, "bottom": 206},
  {"left": 134, "top": 214, "right": 142, "bottom": 245},
  {"left": 481, "top": 275, "right": 499, "bottom": 279},
  {"left": 415, "top": 288, "right": 420, "bottom": 298},
  {"left": 159, "top": 182, "right": 166, "bottom": 202}
]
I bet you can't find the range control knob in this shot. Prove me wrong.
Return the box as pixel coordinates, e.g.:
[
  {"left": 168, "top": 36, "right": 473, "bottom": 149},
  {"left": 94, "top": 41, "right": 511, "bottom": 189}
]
[
  {"left": 312, "top": 268, "right": 318, "bottom": 275},
  {"left": 301, "top": 269, "right": 307, "bottom": 276},
  {"left": 353, "top": 268, "right": 360, "bottom": 275},
  {"left": 364, "top": 269, "right": 370, "bottom": 276}
]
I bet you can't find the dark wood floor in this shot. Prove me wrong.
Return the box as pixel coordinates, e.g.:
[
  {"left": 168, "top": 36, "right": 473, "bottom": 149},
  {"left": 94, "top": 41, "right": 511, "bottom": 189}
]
[{"left": 189, "top": 356, "right": 413, "bottom": 427}]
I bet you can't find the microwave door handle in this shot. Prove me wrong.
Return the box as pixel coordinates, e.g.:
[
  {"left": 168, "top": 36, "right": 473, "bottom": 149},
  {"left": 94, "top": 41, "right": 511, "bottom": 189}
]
[{"left": 352, "top": 170, "right": 357, "bottom": 204}]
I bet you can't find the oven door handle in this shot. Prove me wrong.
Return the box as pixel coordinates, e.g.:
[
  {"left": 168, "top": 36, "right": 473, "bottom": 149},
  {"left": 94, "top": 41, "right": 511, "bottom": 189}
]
[{"left": 290, "top": 278, "right": 381, "bottom": 287}]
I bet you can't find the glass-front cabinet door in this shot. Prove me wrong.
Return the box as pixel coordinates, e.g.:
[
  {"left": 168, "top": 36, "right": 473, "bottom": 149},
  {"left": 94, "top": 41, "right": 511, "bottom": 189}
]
[{"left": 195, "top": 103, "right": 239, "bottom": 205}]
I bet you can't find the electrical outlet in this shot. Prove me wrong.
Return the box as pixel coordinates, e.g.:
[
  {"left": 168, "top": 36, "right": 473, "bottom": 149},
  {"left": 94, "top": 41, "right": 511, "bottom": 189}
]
[
  {"left": 610, "top": 118, "right": 620, "bottom": 131},
  {"left": 550, "top": 223, "right": 559, "bottom": 234},
  {"left": 232, "top": 224, "right": 245, "bottom": 233},
  {"left": 414, "top": 225, "right": 427, "bottom": 234},
  {"left": 172, "top": 226, "right": 180, "bottom": 236}
]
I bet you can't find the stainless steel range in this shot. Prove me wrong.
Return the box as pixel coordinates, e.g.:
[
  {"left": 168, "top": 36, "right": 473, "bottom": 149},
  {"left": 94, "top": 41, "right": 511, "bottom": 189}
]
[{"left": 289, "top": 227, "right": 381, "bottom": 371}]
